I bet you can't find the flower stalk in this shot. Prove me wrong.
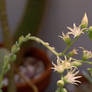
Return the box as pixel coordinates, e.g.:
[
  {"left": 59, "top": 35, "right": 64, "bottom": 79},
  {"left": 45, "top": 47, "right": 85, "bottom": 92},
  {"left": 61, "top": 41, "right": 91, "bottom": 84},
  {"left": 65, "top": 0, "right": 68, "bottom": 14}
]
[{"left": 0, "top": 13, "right": 92, "bottom": 92}]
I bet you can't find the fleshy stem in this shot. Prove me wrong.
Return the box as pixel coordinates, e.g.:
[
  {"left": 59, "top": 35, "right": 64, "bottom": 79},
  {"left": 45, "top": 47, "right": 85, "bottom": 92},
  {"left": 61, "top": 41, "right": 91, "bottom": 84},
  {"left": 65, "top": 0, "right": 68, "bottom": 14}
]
[
  {"left": 29, "top": 36, "right": 80, "bottom": 57},
  {"left": 55, "top": 36, "right": 80, "bottom": 92},
  {"left": 29, "top": 36, "right": 59, "bottom": 56},
  {"left": 59, "top": 36, "right": 79, "bottom": 56},
  {"left": 0, "top": 34, "right": 59, "bottom": 91},
  {"left": 0, "top": 34, "right": 81, "bottom": 92},
  {"left": 56, "top": 74, "right": 67, "bottom": 92}
]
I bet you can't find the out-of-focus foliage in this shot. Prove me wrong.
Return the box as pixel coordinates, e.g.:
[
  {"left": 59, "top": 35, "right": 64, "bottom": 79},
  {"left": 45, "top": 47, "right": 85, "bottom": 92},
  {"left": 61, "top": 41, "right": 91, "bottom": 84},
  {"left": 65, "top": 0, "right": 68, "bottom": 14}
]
[{"left": 14, "top": 0, "right": 46, "bottom": 41}]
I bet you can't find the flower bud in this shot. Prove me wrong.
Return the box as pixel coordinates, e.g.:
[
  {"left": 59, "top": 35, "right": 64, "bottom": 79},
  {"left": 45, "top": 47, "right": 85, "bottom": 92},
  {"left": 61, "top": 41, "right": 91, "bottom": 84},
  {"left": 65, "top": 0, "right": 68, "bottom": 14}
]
[
  {"left": 83, "top": 50, "right": 92, "bottom": 60},
  {"left": 89, "top": 26, "right": 92, "bottom": 30},
  {"left": 81, "top": 13, "right": 88, "bottom": 28},
  {"left": 57, "top": 80, "right": 64, "bottom": 87},
  {"left": 68, "top": 49, "right": 78, "bottom": 56}
]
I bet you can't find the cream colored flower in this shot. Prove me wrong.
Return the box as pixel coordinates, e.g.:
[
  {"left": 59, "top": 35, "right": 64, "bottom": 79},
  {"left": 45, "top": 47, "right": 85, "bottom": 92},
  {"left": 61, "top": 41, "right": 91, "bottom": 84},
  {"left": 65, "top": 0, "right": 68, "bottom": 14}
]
[
  {"left": 59, "top": 32, "right": 71, "bottom": 44},
  {"left": 80, "top": 47, "right": 92, "bottom": 59},
  {"left": 67, "top": 23, "right": 84, "bottom": 38},
  {"left": 69, "top": 49, "right": 78, "bottom": 56},
  {"left": 83, "top": 50, "right": 92, "bottom": 60},
  {"left": 52, "top": 56, "right": 75, "bottom": 73},
  {"left": 62, "top": 56, "right": 72, "bottom": 69},
  {"left": 64, "top": 68, "right": 81, "bottom": 85},
  {"left": 52, "top": 57, "right": 64, "bottom": 73},
  {"left": 83, "top": 50, "right": 92, "bottom": 59},
  {"left": 71, "top": 49, "right": 78, "bottom": 54}
]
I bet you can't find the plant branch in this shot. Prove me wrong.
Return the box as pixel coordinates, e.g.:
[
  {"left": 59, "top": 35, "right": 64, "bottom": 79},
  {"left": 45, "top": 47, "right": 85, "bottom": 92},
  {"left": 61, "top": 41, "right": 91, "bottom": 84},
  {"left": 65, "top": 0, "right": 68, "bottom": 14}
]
[
  {"left": 16, "top": 69, "right": 38, "bottom": 92},
  {"left": 59, "top": 36, "right": 79, "bottom": 56}
]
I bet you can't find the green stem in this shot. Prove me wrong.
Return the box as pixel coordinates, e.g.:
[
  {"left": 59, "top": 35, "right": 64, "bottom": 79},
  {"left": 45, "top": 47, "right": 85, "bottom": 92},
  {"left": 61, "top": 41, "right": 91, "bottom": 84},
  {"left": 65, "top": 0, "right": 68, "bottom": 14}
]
[
  {"left": 59, "top": 36, "right": 79, "bottom": 56},
  {"left": 29, "top": 36, "right": 60, "bottom": 56},
  {"left": 84, "top": 61, "right": 92, "bottom": 64},
  {"left": 0, "top": 34, "right": 80, "bottom": 92}
]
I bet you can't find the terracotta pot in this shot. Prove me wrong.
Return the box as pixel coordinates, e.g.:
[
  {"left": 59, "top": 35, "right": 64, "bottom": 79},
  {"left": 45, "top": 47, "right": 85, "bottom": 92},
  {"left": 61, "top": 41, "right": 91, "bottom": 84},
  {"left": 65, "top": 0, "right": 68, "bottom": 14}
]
[
  {"left": 74, "top": 75, "right": 92, "bottom": 92},
  {"left": 0, "top": 44, "right": 52, "bottom": 92}
]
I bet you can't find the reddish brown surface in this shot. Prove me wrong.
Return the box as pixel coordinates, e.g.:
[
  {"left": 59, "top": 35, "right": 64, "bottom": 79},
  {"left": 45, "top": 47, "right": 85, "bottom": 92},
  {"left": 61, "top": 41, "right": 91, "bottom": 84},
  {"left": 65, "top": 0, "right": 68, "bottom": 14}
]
[
  {"left": 1, "top": 46, "right": 52, "bottom": 92},
  {"left": 74, "top": 75, "right": 92, "bottom": 92},
  {"left": 0, "top": 43, "right": 3, "bottom": 48},
  {"left": 76, "top": 75, "right": 90, "bottom": 85}
]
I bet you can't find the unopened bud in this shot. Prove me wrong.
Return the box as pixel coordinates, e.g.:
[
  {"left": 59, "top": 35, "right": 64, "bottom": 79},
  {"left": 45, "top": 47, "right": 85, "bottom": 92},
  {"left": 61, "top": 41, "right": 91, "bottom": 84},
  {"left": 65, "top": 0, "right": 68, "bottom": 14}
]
[
  {"left": 68, "top": 49, "right": 78, "bottom": 56},
  {"left": 81, "top": 13, "right": 88, "bottom": 28},
  {"left": 57, "top": 80, "right": 64, "bottom": 87}
]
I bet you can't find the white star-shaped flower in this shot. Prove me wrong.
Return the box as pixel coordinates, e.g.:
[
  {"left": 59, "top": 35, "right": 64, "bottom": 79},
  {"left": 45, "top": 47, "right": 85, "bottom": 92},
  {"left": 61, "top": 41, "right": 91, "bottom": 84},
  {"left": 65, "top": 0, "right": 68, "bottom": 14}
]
[
  {"left": 59, "top": 32, "right": 71, "bottom": 44},
  {"left": 59, "top": 32, "right": 70, "bottom": 40},
  {"left": 67, "top": 23, "right": 84, "bottom": 38},
  {"left": 52, "top": 56, "right": 64, "bottom": 73},
  {"left": 64, "top": 68, "right": 81, "bottom": 85},
  {"left": 52, "top": 56, "right": 75, "bottom": 73}
]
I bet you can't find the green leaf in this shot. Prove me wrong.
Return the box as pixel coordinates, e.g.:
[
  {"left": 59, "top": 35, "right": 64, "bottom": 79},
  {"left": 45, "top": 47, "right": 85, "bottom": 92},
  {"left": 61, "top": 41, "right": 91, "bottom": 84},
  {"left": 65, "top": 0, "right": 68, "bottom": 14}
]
[
  {"left": 0, "top": 89, "right": 2, "bottom": 92},
  {"left": 88, "top": 26, "right": 92, "bottom": 40},
  {"left": 14, "top": 0, "right": 46, "bottom": 41},
  {"left": 88, "top": 31, "right": 92, "bottom": 40},
  {"left": 18, "top": 35, "right": 25, "bottom": 45},
  {"left": 0, "top": 48, "right": 10, "bottom": 74},
  {"left": 10, "top": 54, "right": 16, "bottom": 62},
  {"left": 11, "top": 44, "right": 20, "bottom": 54}
]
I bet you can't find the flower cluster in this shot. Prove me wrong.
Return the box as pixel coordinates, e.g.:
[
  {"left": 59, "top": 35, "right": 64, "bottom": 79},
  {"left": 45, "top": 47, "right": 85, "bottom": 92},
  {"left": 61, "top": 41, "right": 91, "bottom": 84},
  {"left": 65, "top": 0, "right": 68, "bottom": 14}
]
[
  {"left": 67, "top": 23, "right": 84, "bottom": 38},
  {"left": 1, "top": 13, "right": 92, "bottom": 92},
  {"left": 51, "top": 13, "right": 92, "bottom": 92},
  {"left": 60, "top": 13, "right": 88, "bottom": 45},
  {"left": 52, "top": 56, "right": 79, "bottom": 73},
  {"left": 52, "top": 56, "right": 82, "bottom": 85}
]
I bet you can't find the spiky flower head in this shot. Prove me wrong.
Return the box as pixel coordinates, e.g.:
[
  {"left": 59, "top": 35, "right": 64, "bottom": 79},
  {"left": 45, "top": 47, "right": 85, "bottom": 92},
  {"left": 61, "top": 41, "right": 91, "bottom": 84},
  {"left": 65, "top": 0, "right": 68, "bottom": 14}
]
[
  {"left": 62, "top": 56, "right": 72, "bottom": 69},
  {"left": 67, "top": 23, "right": 84, "bottom": 38},
  {"left": 59, "top": 32, "right": 71, "bottom": 44},
  {"left": 64, "top": 68, "right": 81, "bottom": 85},
  {"left": 52, "top": 56, "right": 64, "bottom": 73},
  {"left": 52, "top": 56, "right": 76, "bottom": 73}
]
